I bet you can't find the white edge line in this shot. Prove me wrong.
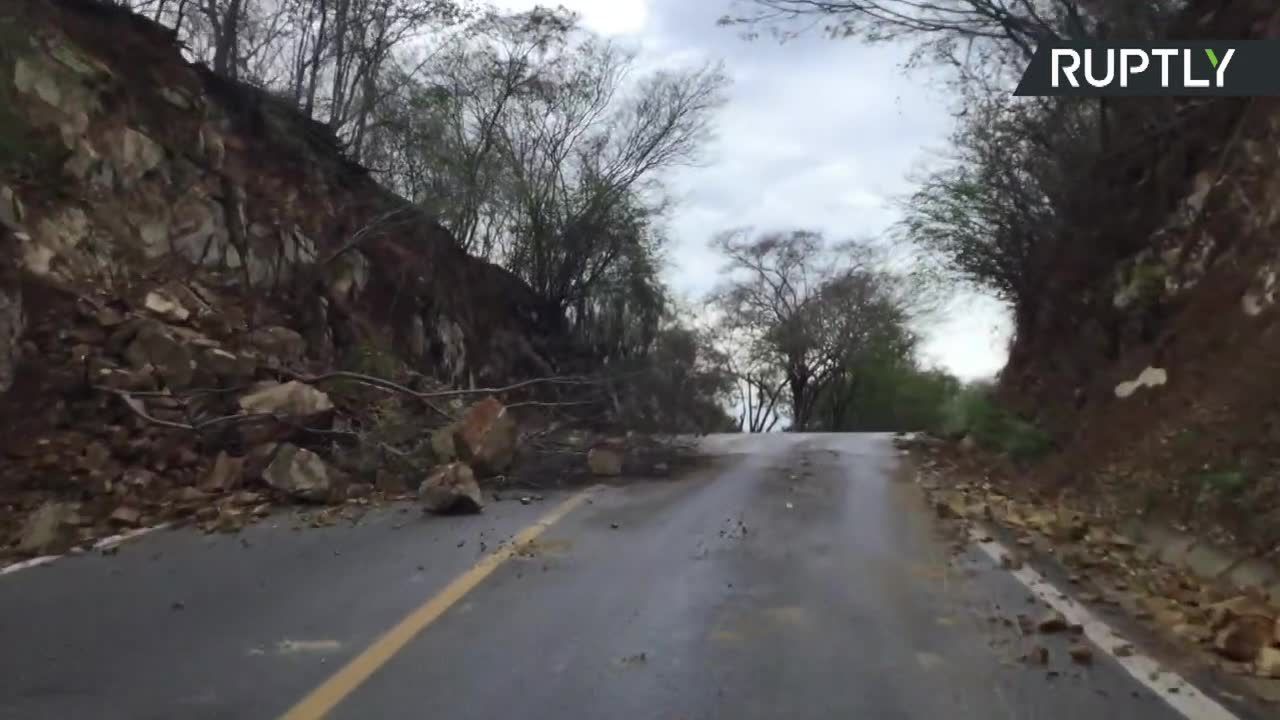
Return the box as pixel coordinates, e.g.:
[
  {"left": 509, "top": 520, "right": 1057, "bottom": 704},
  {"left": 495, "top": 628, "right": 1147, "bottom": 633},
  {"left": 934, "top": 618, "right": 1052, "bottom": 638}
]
[
  {"left": 0, "top": 523, "right": 173, "bottom": 577},
  {"left": 971, "top": 525, "right": 1243, "bottom": 720}
]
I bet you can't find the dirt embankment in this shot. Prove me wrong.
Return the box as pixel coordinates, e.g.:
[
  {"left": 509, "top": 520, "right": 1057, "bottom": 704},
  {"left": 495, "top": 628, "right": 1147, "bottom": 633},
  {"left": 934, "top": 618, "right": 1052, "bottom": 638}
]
[
  {"left": 1000, "top": 0, "right": 1280, "bottom": 558},
  {"left": 0, "top": 0, "right": 587, "bottom": 558}
]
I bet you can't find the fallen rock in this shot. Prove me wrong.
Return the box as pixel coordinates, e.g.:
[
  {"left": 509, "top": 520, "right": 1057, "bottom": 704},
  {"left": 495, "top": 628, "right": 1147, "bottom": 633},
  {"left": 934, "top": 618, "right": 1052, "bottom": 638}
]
[
  {"left": 1214, "top": 615, "right": 1276, "bottom": 662},
  {"left": 587, "top": 446, "right": 624, "bottom": 477},
  {"left": 1256, "top": 648, "right": 1280, "bottom": 679},
  {"left": 16, "top": 502, "right": 78, "bottom": 554},
  {"left": 122, "top": 321, "right": 195, "bottom": 389},
  {"left": 1038, "top": 611, "right": 1070, "bottom": 634},
  {"left": 1172, "top": 622, "right": 1213, "bottom": 645},
  {"left": 239, "top": 381, "right": 333, "bottom": 417},
  {"left": 1068, "top": 643, "right": 1094, "bottom": 665},
  {"left": 202, "top": 347, "right": 256, "bottom": 381},
  {"left": 171, "top": 486, "right": 208, "bottom": 504},
  {"left": 1026, "top": 644, "right": 1049, "bottom": 666},
  {"left": 454, "top": 398, "right": 517, "bottom": 476},
  {"left": 262, "top": 444, "right": 342, "bottom": 502},
  {"left": 1207, "top": 596, "right": 1272, "bottom": 631},
  {"left": 418, "top": 462, "right": 484, "bottom": 514},
  {"left": 109, "top": 505, "right": 142, "bottom": 527},
  {"left": 245, "top": 326, "right": 306, "bottom": 367},
  {"left": 143, "top": 289, "right": 190, "bottom": 323},
  {"left": 202, "top": 451, "right": 244, "bottom": 492}
]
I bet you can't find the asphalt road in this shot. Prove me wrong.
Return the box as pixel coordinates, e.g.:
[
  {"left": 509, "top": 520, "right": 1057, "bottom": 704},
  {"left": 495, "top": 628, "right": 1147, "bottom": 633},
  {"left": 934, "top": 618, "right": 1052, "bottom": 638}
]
[{"left": 0, "top": 434, "right": 1255, "bottom": 719}]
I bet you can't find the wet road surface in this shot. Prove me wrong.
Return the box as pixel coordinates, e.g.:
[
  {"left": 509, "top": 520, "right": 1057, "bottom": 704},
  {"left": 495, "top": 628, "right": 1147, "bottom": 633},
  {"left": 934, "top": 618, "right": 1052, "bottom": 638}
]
[{"left": 0, "top": 434, "right": 1255, "bottom": 719}]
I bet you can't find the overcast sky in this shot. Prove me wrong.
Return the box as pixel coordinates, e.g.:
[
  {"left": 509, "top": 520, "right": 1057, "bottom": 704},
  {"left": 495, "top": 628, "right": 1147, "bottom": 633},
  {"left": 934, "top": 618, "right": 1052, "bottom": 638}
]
[{"left": 494, "top": 0, "right": 1012, "bottom": 381}]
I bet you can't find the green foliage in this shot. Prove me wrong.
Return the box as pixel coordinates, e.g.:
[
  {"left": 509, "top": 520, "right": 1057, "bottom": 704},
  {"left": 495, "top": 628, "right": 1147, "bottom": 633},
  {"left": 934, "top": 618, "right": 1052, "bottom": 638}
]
[
  {"left": 613, "top": 321, "right": 738, "bottom": 434},
  {"left": 942, "top": 384, "right": 1051, "bottom": 463},
  {"left": 813, "top": 357, "right": 960, "bottom": 433}
]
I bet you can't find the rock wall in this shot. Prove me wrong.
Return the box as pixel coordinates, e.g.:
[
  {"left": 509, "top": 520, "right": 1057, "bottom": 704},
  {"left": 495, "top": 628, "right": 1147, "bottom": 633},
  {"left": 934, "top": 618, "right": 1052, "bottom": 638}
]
[
  {"left": 0, "top": 0, "right": 561, "bottom": 401},
  {"left": 1002, "top": 0, "right": 1280, "bottom": 550}
]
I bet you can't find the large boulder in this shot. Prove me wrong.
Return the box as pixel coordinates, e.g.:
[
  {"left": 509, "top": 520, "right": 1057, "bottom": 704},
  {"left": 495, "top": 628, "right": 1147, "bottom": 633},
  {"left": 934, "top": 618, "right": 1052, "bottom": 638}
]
[
  {"left": 454, "top": 398, "right": 517, "bottom": 476},
  {"left": 418, "top": 462, "right": 483, "bottom": 514},
  {"left": 262, "top": 444, "right": 342, "bottom": 502}
]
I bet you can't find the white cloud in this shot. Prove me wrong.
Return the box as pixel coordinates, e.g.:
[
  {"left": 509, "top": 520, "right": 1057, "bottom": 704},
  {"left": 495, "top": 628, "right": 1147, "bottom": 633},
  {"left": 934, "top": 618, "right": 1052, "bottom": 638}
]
[{"left": 487, "top": 0, "right": 1011, "bottom": 380}]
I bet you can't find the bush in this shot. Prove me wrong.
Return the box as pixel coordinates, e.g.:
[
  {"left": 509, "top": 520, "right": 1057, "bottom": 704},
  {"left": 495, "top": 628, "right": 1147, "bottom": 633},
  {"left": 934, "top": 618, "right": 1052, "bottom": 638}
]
[{"left": 942, "top": 384, "right": 1051, "bottom": 463}]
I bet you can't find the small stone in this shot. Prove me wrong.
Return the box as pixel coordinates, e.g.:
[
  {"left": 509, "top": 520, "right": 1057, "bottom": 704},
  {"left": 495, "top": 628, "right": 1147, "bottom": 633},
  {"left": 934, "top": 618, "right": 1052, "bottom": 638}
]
[
  {"left": 1026, "top": 645, "right": 1050, "bottom": 666},
  {"left": 1113, "top": 643, "right": 1135, "bottom": 658},
  {"left": 172, "top": 486, "right": 207, "bottom": 504},
  {"left": 143, "top": 290, "right": 190, "bottom": 323},
  {"left": 1069, "top": 644, "right": 1094, "bottom": 665},
  {"left": 109, "top": 505, "right": 142, "bottom": 526},
  {"left": 1038, "top": 611, "right": 1070, "bottom": 634}
]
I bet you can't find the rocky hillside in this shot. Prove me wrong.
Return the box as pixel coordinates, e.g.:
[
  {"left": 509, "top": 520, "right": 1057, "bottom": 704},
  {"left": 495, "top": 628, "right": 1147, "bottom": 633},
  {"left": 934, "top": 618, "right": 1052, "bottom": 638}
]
[
  {"left": 0, "top": 0, "right": 577, "bottom": 557},
  {"left": 1001, "top": 1, "right": 1280, "bottom": 553}
]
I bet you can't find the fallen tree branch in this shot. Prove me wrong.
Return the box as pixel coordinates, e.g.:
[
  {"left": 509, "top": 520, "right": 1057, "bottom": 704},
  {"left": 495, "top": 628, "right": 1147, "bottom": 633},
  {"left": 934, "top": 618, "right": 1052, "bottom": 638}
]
[
  {"left": 505, "top": 400, "right": 597, "bottom": 410},
  {"left": 282, "top": 370, "right": 451, "bottom": 419},
  {"left": 291, "top": 371, "right": 602, "bottom": 400},
  {"left": 96, "top": 386, "right": 360, "bottom": 442}
]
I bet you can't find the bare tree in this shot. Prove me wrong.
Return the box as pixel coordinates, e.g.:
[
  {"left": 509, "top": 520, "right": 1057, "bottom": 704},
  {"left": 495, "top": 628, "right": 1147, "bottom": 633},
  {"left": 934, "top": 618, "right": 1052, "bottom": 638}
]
[{"left": 712, "top": 229, "right": 914, "bottom": 431}]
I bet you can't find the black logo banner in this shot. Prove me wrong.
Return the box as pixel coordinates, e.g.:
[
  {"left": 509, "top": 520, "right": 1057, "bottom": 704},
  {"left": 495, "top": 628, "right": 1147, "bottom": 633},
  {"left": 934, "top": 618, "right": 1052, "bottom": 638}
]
[{"left": 1014, "top": 41, "right": 1280, "bottom": 97}]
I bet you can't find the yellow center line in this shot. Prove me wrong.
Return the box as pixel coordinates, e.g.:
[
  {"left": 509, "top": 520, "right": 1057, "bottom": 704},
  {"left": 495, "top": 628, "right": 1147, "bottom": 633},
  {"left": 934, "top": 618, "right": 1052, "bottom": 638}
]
[{"left": 278, "top": 489, "right": 594, "bottom": 720}]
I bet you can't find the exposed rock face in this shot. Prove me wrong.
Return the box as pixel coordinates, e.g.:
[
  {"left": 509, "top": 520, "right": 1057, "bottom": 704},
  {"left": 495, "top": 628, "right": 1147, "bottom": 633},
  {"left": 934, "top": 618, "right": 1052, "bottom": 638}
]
[
  {"left": 0, "top": 0, "right": 559, "bottom": 392},
  {"left": 0, "top": 0, "right": 576, "bottom": 557},
  {"left": 454, "top": 398, "right": 517, "bottom": 476},
  {"left": 418, "top": 462, "right": 483, "bottom": 514},
  {"left": 262, "top": 444, "right": 343, "bottom": 502}
]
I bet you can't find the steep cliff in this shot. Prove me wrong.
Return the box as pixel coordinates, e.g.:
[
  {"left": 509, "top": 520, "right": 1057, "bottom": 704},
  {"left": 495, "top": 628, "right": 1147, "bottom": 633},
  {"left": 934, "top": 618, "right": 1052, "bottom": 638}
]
[
  {"left": 0, "top": 0, "right": 570, "bottom": 554},
  {"left": 1002, "top": 0, "right": 1280, "bottom": 552}
]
